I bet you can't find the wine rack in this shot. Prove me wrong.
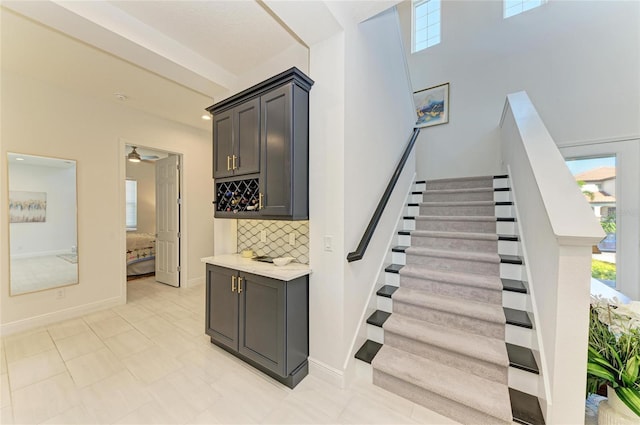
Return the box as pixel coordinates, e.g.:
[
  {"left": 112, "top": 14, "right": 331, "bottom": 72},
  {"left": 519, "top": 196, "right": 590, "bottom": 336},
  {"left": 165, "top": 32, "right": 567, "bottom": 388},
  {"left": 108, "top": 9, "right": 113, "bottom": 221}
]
[{"left": 215, "top": 179, "right": 260, "bottom": 214}]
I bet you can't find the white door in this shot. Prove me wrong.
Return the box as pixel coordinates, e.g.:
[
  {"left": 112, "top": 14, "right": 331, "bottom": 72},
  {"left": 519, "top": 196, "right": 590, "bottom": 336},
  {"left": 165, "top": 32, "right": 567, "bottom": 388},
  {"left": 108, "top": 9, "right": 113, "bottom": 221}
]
[{"left": 156, "top": 155, "right": 180, "bottom": 287}]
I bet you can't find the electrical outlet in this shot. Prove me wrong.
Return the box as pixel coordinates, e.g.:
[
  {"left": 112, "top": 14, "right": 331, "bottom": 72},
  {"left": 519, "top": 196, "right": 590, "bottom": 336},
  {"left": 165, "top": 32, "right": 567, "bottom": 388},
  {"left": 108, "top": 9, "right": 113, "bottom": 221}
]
[
  {"left": 289, "top": 233, "right": 296, "bottom": 246},
  {"left": 260, "top": 230, "right": 267, "bottom": 243}
]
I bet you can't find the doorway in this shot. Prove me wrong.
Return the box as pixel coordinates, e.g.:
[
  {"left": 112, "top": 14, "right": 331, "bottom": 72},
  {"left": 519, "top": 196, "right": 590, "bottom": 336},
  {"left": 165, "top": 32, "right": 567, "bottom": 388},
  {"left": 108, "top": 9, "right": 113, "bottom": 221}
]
[
  {"left": 124, "top": 144, "right": 182, "bottom": 288},
  {"left": 560, "top": 139, "right": 640, "bottom": 299}
]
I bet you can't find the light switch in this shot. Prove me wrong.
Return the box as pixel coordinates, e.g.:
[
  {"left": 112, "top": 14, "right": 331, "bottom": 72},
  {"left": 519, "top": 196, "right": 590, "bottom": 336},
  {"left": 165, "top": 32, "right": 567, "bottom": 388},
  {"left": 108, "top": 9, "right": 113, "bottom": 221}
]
[
  {"left": 289, "top": 233, "right": 296, "bottom": 246},
  {"left": 260, "top": 230, "right": 267, "bottom": 243},
  {"left": 324, "top": 235, "right": 333, "bottom": 252}
]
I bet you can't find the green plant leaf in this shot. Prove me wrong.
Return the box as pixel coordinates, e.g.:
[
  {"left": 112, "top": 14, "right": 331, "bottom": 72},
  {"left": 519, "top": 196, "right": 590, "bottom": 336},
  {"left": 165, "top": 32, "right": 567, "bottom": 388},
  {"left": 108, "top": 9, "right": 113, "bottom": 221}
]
[
  {"left": 615, "top": 387, "right": 640, "bottom": 417},
  {"left": 622, "top": 356, "right": 640, "bottom": 387},
  {"left": 588, "top": 363, "right": 618, "bottom": 385}
]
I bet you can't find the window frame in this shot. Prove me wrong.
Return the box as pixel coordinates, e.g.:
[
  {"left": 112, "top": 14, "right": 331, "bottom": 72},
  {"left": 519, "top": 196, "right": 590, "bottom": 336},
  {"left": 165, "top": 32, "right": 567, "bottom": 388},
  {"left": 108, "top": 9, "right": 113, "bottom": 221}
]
[
  {"left": 125, "top": 179, "right": 138, "bottom": 231},
  {"left": 412, "top": 0, "right": 441, "bottom": 53},
  {"left": 504, "top": 0, "right": 547, "bottom": 19}
]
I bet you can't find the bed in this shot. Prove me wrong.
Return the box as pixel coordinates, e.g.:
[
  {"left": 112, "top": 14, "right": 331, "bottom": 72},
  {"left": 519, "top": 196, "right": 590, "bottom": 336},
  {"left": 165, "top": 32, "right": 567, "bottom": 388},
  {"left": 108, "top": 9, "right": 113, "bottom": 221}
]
[{"left": 126, "top": 232, "right": 156, "bottom": 276}]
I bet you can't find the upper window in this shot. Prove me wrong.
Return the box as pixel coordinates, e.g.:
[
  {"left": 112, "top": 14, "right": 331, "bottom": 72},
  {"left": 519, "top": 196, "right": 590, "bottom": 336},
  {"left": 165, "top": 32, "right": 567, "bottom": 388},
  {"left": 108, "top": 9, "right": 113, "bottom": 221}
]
[
  {"left": 504, "top": 0, "right": 546, "bottom": 18},
  {"left": 413, "top": 0, "right": 441, "bottom": 53},
  {"left": 126, "top": 179, "right": 137, "bottom": 231}
]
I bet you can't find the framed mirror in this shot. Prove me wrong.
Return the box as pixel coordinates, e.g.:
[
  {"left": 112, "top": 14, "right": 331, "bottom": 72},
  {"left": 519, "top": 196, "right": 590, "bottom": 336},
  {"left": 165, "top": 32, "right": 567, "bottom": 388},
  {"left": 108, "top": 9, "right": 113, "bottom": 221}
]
[{"left": 7, "top": 153, "right": 78, "bottom": 295}]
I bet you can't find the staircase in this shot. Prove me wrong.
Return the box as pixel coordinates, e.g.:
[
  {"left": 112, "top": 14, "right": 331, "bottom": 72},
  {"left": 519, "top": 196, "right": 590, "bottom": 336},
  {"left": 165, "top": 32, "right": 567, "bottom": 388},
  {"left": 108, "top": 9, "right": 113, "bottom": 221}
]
[{"left": 354, "top": 175, "right": 545, "bottom": 425}]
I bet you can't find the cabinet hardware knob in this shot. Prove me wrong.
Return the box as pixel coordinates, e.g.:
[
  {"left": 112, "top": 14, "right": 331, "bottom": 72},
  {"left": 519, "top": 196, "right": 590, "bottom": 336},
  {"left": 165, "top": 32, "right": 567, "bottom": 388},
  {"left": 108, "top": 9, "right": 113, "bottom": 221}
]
[
  {"left": 231, "top": 275, "right": 236, "bottom": 292},
  {"left": 232, "top": 155, "right": 237, "bottom": 170},
  {"left": 238, "top": 277, "right": 243, "bottom": 293},
  {"left": 227, "top": 156, "right": 231, "bottom": 171}
]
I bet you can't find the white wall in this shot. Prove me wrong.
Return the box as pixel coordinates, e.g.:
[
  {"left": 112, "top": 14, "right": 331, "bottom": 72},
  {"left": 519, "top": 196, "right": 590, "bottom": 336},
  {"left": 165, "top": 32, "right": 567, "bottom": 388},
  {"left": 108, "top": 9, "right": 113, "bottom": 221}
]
[
  {"left": 126, "top": 160, "right": 156, "bottom": 234},
  {"left": 0, "top": 70, "right": 213, "bottom": 333},
  {"left": 8, "top": 163, "right": 77, "bottom": 257},
  {"left": 397, "top": 0, "right": 640, "bottom": 180}
]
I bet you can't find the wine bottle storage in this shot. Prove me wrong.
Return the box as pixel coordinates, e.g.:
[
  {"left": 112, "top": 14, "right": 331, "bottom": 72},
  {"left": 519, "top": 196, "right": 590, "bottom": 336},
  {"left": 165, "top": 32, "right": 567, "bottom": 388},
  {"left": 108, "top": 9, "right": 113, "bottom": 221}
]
[{"left": 215, "top": 179, "right": 260, "bottom": 214}]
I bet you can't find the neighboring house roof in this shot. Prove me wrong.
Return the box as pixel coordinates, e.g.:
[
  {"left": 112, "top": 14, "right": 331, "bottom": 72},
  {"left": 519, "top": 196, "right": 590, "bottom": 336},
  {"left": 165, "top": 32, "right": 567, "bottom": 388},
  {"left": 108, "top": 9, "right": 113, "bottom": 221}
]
[
  {"left": 585, "top": 191, "right": 616, "bottom": 204},
  {"left": 574, "top": 166, "right": 616, "bottom": 182}
]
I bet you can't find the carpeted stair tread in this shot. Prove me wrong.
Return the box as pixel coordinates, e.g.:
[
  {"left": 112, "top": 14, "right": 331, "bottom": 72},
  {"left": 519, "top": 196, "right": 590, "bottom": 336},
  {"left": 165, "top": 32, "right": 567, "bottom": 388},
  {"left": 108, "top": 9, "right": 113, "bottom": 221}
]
[
  {"left": 416, "top": 215, "right": 497, "bottom": 222},
  {"left": 420, "top": 200, "right": 497, "bottom": 207},
  {"left": 400, "top": 265, "right": 503, "bottom": 291},
  {"left": 372, "top": 345, "right": 513, "bottom": 423},
  {"left": 427, "top": 175, "right": 494, "bottom": 185},
  {"left": 405, "top": 246, "right": 500, "bottom": 263},
  {"left": 383, "top": 314, "right": 509, "bottom": 367},
  {"left": 393, "top": 287, "right": 506, "bottom": 324},
  {"left": 410, "top": 230, "right": 499, "bottom": 241},
  {"left": 424, "top": 187, "right": 494, "bottom": 195}
]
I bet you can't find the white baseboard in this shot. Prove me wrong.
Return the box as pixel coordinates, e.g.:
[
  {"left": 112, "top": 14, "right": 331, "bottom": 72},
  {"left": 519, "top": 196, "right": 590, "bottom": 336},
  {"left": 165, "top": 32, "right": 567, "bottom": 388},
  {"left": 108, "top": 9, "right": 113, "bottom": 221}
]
[
  {"left": 0, "top": 295, "right": 125, "bottom": 337},
  {"left": 184, "top": 276, "right": 205, "bottom": 289},
  {"left": 308, "top": 357, "right": 346, "bottom": 389}
]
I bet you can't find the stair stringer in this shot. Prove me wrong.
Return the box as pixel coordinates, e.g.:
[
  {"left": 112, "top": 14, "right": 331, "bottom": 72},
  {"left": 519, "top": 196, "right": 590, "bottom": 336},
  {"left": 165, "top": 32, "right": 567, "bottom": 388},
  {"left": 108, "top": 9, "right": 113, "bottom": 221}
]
[
  {"left": 506, "top": 168, "right": 552, "bottom": 423},
  {"left": 344, "top": 173, "right": 418, "bottom": 384}
]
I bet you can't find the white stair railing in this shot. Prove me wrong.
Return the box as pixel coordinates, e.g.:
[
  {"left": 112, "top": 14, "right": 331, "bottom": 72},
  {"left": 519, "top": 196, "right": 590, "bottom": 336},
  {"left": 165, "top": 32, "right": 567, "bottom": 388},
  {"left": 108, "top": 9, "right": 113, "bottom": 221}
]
[{"left": 500, "top": 91, "right": 605, "bottom": 425}]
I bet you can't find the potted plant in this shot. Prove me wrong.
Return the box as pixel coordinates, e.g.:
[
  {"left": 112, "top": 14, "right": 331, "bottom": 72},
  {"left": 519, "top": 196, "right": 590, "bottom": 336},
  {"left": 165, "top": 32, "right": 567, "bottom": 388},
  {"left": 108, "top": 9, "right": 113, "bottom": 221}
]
[{"left": 587, "top": 296, "right": 640, "bottom": 421}]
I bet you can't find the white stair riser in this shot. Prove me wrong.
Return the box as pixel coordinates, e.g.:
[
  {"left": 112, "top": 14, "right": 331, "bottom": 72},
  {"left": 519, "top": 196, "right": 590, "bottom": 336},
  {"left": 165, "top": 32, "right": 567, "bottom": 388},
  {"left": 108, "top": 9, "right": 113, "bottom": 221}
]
[
  {"left": 498, "top": 240, "right": 519, "bottom": 256},
  {"left": 500, "top": 263, "right": 522, "bottom": 280},
  {"left": 496, "top": 222, "right": 515, "bottom": 234},
  {"left": 398, "top": 234, "right": 411, "bottom": 246},
  {"left": 506, "top": 324, "right": 534, "bottom": 349},
  {"left": 495, "top": 205, "right": 512, "bottom": 217},
  {"left": 392, "top": 252, "right": 406, "bottom": 265},
  {"left": 367, "top": 324, "right": 384, "bottom": 344},
  {"left": 355, "top": 358, "right": 373, "bottom": 381},
  {"left": 403, "top": 219, "right": 416, "bottom": 230},
  {"left": 411, "top": 193, "right": 423, "bottom": 203},
  {"left": 377, "top": 296, "right": 393, "bottom": 313},
  {"left": 503, "top": 291, "right": 528, "bottom": 311},
  {"left": 493, "top": 191, "right": 511, "bottom": 203},
  {"left": 414, "top": 183, "right": 426, "bottom": 192},
  {"left": 493, "top": 178, "right": 509, "bottom": 189},
  {"left": 509, "top": 366, "right": 543, "bottom": 398},
  {"left": 407, "top": 205, "right": 420, "bottom": 216},
  {"left": 385, "top": 272, "right": 400, "bottom": 286}
]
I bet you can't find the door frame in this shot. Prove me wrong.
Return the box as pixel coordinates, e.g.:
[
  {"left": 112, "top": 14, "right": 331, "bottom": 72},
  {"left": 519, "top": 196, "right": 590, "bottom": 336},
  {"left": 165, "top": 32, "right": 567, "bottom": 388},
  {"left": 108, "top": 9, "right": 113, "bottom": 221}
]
[
  {"left": 559, "top": 138, "right": 640, "bottom": 299},
  {"left": 119, "top": 139, "right": 185, "bottom": 301}
]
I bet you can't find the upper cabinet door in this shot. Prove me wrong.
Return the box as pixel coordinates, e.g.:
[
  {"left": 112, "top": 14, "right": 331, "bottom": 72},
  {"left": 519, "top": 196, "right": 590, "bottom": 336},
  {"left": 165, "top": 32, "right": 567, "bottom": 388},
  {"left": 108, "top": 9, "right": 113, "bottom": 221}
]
[
  {"left": 234, "top": 97, "right": 260, "bottom": 176},
  {"left": 213, "top": 109, "right": 234, "bottom": 179},
  {"left": 260, "top": 84, "right": 292, "bottom": 217}
]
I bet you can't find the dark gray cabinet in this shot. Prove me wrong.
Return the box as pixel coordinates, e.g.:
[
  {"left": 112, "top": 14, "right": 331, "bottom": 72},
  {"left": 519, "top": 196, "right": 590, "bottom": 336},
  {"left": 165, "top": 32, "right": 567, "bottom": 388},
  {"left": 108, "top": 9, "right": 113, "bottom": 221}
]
[
  {"left": 207, "top": 67, "right": 313, "bottom": 220},
  {"left": 212, "top": 97, "right": 260, "bottom": 179},
  {"left": 205, "top": 264, "right": 309, "bottom": 388}
]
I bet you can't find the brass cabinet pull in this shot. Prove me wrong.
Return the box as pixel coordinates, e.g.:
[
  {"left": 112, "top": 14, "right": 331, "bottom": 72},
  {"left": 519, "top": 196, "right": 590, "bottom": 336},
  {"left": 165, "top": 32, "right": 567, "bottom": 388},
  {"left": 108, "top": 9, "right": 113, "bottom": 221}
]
[
  {"left": 231, "top": 275, "right": 236, "bottom": 292},
  {"left": 238, "top": 277, "right": 243, "bottom": 293},
  {"left": 258, "top": 193, "right": 263, "bottom": 210},
  {"left": 227, "top": 155, "right": 231, "bottom": 171},
  {"left": 232, "top": 155, "right": 237, "bottom": 170}
]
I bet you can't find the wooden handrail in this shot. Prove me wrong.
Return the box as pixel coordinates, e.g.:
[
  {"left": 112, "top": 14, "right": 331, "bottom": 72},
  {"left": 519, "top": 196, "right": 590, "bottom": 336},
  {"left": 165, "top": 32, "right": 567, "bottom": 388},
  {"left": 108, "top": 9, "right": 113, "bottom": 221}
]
[{"left": 347, "top": 128, "right": 421, "bottom": 262}]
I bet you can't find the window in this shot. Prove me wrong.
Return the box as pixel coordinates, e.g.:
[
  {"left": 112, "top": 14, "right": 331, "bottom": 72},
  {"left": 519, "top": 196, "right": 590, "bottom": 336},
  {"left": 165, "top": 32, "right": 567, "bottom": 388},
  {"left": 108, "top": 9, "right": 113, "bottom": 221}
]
[
  {"left": 504, "top": 0, "right": 546, "bottom": 18},
  {"left": 413, "top": 0, "right": 441, "bottom": 53},
  {"left": 126, "top": 179, "right": 137, "bottom": 231}
]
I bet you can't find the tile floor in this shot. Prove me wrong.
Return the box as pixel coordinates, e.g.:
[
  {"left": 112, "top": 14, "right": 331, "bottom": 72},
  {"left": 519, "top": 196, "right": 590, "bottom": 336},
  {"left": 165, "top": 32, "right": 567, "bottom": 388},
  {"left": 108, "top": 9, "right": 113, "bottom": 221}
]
[{"left": 0, "top": 276, "right": 460, "bottom": 425}]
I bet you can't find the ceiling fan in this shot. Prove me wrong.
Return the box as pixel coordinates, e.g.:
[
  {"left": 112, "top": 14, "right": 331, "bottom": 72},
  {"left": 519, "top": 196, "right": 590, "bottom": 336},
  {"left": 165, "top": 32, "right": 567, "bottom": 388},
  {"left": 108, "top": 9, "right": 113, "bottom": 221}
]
[{"left": 127, "top": 146, "right": 159, "bottom": 163}]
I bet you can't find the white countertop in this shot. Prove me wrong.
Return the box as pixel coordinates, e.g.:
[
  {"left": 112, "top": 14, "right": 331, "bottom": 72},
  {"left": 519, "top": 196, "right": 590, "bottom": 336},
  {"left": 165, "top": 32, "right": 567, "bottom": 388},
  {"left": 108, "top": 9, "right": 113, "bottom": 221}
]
[{"left": 201, "top": 254, "right": 311, "bottom": 281}]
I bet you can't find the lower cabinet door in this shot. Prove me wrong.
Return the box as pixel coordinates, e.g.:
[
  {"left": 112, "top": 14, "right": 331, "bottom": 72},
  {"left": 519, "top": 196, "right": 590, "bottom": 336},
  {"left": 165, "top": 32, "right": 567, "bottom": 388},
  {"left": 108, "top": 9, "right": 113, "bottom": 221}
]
[
  {"left": 206, "top": 265, "right": 239, "bottom": 351},
  {"left": 238, "top": 272, "right": 286, "bottom": 376}
]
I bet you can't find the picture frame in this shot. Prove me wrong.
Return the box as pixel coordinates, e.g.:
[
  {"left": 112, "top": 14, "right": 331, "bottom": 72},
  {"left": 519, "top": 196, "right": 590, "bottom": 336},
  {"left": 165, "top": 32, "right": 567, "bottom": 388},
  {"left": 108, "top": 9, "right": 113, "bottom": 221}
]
[
  {"left": 9, "top": 191, "right": 47, "bottom": 223},
  {"left": 413, "top": 82, "right": 449, "bottom": 128}
]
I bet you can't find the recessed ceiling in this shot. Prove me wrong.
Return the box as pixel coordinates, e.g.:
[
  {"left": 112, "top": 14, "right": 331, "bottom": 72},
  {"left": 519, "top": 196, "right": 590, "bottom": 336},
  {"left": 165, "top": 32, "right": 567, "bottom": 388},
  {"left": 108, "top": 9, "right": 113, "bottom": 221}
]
[
  {"left": 0, "top": 1, "right": 306, "bottom": 131},
  {"left": 107, "top": 0, "right": 301, "bottom": 75}
]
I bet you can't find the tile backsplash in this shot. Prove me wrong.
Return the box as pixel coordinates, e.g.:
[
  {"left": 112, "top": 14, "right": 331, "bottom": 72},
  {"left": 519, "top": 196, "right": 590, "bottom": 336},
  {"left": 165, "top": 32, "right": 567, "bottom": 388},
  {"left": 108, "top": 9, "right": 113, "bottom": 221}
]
[{"left": 237, "top": 220, "right": 309, "bottom": 264}]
